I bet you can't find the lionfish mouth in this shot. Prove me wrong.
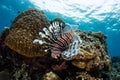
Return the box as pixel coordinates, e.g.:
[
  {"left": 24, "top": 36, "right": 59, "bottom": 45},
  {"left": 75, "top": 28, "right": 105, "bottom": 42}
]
[{"left": 33, "top": 21, "right": 82, "bottom": 60}]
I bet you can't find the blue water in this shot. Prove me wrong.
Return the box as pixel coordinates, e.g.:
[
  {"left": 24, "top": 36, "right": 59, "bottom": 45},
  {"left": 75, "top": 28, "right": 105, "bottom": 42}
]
[{"left": 0, "top": 0, "right": 120, "bottom": 56}]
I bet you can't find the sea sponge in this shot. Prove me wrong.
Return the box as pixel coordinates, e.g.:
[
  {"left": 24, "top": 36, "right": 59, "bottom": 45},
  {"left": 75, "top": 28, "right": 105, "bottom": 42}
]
[{"left": 5, "top": 9, "right": 50, "bottom": 57}]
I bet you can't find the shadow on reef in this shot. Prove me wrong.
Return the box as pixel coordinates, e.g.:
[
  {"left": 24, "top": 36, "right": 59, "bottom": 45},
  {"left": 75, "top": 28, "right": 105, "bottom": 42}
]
[
  {"left": 108, "top": 56, "right": 120, "bottom": 80},
  {"left": 0, "top": 8, "right": 111, "bottom": 80}
]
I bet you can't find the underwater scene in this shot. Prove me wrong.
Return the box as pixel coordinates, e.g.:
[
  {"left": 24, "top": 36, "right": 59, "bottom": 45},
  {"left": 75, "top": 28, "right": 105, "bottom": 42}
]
[{"left": 0, "top": 0, "right": 120, "bottom": 80}]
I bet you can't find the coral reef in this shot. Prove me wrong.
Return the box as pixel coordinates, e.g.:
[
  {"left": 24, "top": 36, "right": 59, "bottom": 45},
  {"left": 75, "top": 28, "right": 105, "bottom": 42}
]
[
  {"left": 0, "top": 8, "right": 111, "bottom": 80},
  {"left": 72, "top": 30, "right": 111, "bottom": 72},
  {"left": 76, "top": 71, "right": 103, "bottom": 80},
  {"left": 12, "top": 64, "right": 30, "bottom": 80},
  {"left": 109, "top": 57, "right": 120, "bottom": 80},
  {"left": 52, "top": 61, "right": 67, "bottom": 71},
  {"left": 0, "top": 70, "right": 10, "bottom": 80},
  {"left": 5, "top": 9, "right": 50, "bottom": 57},
  {"left": 42, "top": 71, "right": 61, "bottom": 80}
]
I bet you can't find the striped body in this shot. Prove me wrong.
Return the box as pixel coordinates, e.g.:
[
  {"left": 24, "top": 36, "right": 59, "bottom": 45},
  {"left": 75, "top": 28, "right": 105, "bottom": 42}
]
[
  {"left": 33, "top": 21, "right": 82, "bottom": 60},
  {"left": 51, "top": 30, "right": 74, "bottom": 59}
]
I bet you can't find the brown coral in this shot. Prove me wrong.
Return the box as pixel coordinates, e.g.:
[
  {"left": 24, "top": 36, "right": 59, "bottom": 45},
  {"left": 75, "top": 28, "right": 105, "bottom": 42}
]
[
  {"left": 5, "top": 9, "right": 50, "bottom": 57},
  {"left": 72, "top": 30, "right": 111, "bottom": 72}
]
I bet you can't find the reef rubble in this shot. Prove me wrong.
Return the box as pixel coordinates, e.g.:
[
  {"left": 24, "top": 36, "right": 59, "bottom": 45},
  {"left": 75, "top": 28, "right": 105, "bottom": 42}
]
[{"left": 0, "top": 9, "right": 111, "bottom": 80}]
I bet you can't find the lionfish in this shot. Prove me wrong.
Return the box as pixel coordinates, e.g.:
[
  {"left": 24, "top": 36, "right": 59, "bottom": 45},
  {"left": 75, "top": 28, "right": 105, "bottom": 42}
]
[{"left": 33, "top": 21, "right": 82, "bottom": 60}]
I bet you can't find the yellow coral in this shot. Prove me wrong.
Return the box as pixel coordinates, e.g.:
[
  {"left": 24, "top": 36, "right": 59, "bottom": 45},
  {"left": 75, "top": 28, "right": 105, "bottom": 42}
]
[
  {"left": 71, "top": 30, "right": 111, "bottom": 72},
  {"left": 42, "top": 71, "right": 61, "bottom": 80}
]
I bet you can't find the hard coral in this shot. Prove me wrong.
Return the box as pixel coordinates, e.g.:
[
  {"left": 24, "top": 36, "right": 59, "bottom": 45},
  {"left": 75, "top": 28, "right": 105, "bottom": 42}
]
[
  {"left": 72, "top": 30, "right": 111, "bottom": 72},
  {"left": 0, "top": 8, "right": 111, "bottom": 80},
  {"left": 42, "top": 71, "right": 61, "bottom": 80},
  {"left": 5, "top": 9, "right": 50, "bottom": 57}
]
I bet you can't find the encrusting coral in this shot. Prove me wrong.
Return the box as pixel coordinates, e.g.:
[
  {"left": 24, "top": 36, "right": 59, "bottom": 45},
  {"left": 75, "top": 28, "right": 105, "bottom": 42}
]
[
  {"left": 71, "top": 30, "right": 111, "bottom": 79},
  {"left": 0, "top": 8, "right": 111, "bottom": 80},
  {"left": 72, "top": 30, "right": 111, "bottom": 72}
]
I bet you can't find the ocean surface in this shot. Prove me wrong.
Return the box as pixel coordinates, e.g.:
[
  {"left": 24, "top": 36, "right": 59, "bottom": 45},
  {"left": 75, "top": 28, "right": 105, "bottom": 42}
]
[{"left": 0, "top": 0, "right": 120, "bottom": 56}]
